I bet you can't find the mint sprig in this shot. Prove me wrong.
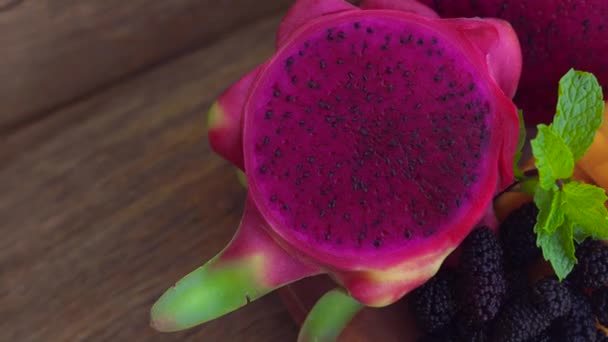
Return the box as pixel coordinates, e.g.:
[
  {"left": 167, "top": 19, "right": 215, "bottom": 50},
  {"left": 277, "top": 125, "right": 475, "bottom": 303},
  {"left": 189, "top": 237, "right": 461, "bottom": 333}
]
[{"left": 524, "top": 69, "right": 607, "bottom": 280}]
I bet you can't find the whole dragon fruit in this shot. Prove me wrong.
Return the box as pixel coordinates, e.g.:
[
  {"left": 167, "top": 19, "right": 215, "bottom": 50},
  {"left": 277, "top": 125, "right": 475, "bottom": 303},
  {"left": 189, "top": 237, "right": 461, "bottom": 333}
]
[{"left": 151, "top": 0, "right": 522, "bottom": 340}]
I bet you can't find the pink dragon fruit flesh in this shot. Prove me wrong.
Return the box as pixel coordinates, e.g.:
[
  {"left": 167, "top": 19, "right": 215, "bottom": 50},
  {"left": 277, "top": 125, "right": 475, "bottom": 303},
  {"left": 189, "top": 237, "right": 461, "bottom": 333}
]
[
  {"left": 417, "top": 0, "right": 608, "bottom": 124},
  {"left": 152, "top": 0, "right": 521, "bottom": 339}
]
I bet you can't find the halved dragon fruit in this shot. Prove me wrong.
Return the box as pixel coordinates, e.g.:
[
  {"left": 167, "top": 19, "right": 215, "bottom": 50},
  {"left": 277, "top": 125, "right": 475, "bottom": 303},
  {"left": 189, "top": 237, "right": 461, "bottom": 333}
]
[
  {"left": 416, "top": 0, "right": 608, "bottom": 124},
  {"left": 151, "top": 0, "right": 521, "bottom": 339}
]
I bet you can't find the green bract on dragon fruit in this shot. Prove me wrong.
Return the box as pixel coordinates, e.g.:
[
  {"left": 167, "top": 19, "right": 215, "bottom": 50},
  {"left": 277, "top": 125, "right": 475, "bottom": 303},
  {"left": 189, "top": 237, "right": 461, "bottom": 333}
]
[{"left": 151, "top": 0, "right": 522, "bottom": 340}]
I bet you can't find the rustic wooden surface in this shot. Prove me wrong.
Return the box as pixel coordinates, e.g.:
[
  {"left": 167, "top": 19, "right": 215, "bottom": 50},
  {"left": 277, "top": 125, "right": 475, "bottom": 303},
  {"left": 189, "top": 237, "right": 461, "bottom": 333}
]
[
  {"left": 0, "top": 13, "right": 300, "bottom": 341},
  {"left": 0, "top": 0, "right": 291, "bottom": 132}
]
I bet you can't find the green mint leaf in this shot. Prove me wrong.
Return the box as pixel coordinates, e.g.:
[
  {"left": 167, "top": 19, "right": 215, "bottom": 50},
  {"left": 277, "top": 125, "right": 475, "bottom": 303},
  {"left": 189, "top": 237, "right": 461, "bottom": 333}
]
[
  {"left": 572, "top": 224, "right": 589, "bottom": 244},
  {"left": 537, "top": 220, "right": 576, "bottom": 281},
  {"left": 562, "top": 181, "right": 608, "bottom": 239},
  {"left": 534, "top": 187, "right": 564, "bottom": 234},
  {"left": 530, "top": 124, "right": 574, "bottom": 190},
  {"left": 552, "top": 69, "right": 604, "bottom": 161},
  {"left": 513, "top": 109, "right": 527, "bottom": 179}
]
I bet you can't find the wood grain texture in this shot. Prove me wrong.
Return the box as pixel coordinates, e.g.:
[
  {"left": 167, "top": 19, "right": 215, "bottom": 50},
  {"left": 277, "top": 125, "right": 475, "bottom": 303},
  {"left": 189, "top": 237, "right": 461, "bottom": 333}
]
[
  {"left": 0, "top": 14, "right": 298, "bottom": 341},
  {"left": 0, "top": 0, "right": 291, "bottom": 131}
]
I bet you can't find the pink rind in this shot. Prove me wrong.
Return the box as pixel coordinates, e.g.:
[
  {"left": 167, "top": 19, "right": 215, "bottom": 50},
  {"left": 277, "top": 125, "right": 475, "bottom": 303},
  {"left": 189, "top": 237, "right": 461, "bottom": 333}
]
[
  {"left": 359, "top": 0, "right": 440, "bottom": 18},
  {"left": 243, "top": 10, "right": 518, "bottom": 272},
  {"left": 208, "top": 65, "right": 265, "bottom": 169},
  {"left": 276, "top": 0, "right": 358, "bottom": 48},
  {"left": 443, "top": 17, "right": 522, "bottom": 99}
]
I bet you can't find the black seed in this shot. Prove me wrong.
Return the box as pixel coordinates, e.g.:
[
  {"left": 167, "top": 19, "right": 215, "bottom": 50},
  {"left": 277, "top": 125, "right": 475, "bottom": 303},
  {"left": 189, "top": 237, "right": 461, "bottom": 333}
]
[
  {"left": 360, "top": 128, "right": 368, "bottom": 136},
  {"left": 274, "top": 148, "right": 282, "bottom": 157},
  {"left": 366, "top": 93, "right": 373, "bottom": 102},
  {"left": 469, "top": 83, "right": 475, "bottom": 91},
  {"left": 308, "top": 80, "right": 318, "bottom": 89},
  {"left": 299, "top": 120, "right": 305, "bottom": 127},
  {"left": 329, "top": 199, "right": 336, "bottom": 208},
  {"left": 263, "top": 136, "right": 270, "bottom": 145},
  {"left": 283, "top": 112, "right": 292, "bottom": 119},
  {"left": 305, "top": 106, "right": 312, "bottom": 113},
  {"left": 403, "top": 70, "right": 411, "bottom": 77},
  {"left": 295, "top": 178, "right": 302, "bottom": 185},
  {"left": 381, "top": 44, "right": 388, "bottom": 51},
  {"left": 265, "top": 110, "right": 273, "bottom": 119},
  {"left": 345, "top": 82, "right": 353, "bottom": 89},
  {"left": 286, "top": 57, "right": 294, "bottom": 67},
  {"left": 337, "top": 31, "right": 345, "bottom": 39},
  {"left": 417, "top": 38, "right": 424, "bottom": 45},
  {"left": 359, "top": 232, "right": 366, "bottom": 240},
  {"left": 303, "top": 172, "right": 310, "bottom": 178},
  {"left": 354, "top": 22, "right": 361, "bottom": 29},
  {"left": 373, "top": 238, "right": 382, "bottom": 248},
  {"left": 337, "top": 58, "right": 344, "bottom": 65},
  {"left": 434, "top": 74, "right": 442, "bottom": 82},
  {"left": 291, "top": 76, "right": 298, "bottom": 84},
  {"left": 366, "top": 62, "right": 373, "bottom": 70},
  {"left": 308, "top": 156, "right": 315, "bottom": 163},
  {"left": 282, "top": 204, "right": 290, "bottom": 210},
  {"left": 320, "top": 60, "right": 326, "bottom": 69},
  {"left": 260, "top": 166, "right": 267, "bottom": 174},
  {"left": 431, "top": 37, "right": 438, "bottom": 44},
  {"left": 438, "top": 202, "right": 448, "bottom": 214},
  {"left": 274, "top": 90, "right": 281, "bottom": 97},
  {"left": 325, "top": 231, "right": 331, "bottom": 240},
  {"left": 404, "top": 230, "right": 412, "bottom": 239},
  {"left": 320, "top": 209, "right": 326, "bottom": 217},
  {"left": 298, "top": 50, "right": 304, "bottom": 57},
  {"left": 449, "top": 81, "right": 456, "bottom": 88},
  {"left": 366, "top": 27, "right": 374, "bottom": 34},
  {"left": 415, "top": 103, "right": 422, "bottom": 110},
  {"left": 344, "top": 213, "right": 351, "bottom": 221},
  {"left": 360, "top": 199, "right": 367, "bottom": 205},
  {"left": 386, "top": 67, "right": 394, "bottom": 74},
  {"left": 348, "top": 71, "right": 355, "bottom": 79}
]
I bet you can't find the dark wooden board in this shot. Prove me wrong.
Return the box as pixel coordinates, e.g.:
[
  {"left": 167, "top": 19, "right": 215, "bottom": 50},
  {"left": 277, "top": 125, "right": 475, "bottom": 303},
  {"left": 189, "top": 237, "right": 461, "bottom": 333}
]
[
  {"left": 0, "top": 13, "right": 298, "bottom": 341},
  {"left": 0, "top": 0, "right": 291, "bottom": 131}
]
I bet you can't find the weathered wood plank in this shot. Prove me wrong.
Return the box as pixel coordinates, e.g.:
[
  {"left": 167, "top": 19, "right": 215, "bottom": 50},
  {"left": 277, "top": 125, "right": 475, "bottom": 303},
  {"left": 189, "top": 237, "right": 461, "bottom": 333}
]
[
  {"left": 0, "top": 0, "right": 290, "bottom": 131},
  {"left": 0, "top": 13, "right": 297, "bottom": 341}
]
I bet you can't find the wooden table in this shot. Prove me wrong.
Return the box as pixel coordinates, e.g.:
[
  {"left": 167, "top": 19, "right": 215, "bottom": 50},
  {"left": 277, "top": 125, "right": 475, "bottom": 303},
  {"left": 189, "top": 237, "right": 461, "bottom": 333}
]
[{"left": 0, "top": 11, "right": 299, "bottom": 342}]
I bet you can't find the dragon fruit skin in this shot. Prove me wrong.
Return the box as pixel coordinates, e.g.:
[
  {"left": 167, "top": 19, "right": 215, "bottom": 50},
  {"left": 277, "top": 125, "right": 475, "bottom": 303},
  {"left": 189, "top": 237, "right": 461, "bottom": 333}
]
[
  {"left": 151, "top": 0, "right": 522, "bottom": 337},
  {"left": 416, "top": 0, "right": 608, "bottom": 124}
]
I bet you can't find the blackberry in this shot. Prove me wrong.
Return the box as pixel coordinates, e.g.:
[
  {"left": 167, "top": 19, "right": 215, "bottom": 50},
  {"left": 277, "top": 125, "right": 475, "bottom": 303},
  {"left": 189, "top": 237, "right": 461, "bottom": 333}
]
[
  {"left": 592, "top": 287, "right": 608, "bottom": 326},
  {"left": 505, "top": 269, "right": 529, "bottom": 301},
  {"left": 531, "top": 332, "right": 551, "bottom": 342},
  {"left": 454, "top": 317, "right": 490, "bottom": 342},
  {"left": 569, "top": 239, "right": 608, "bottom": 290},
  {"left": 499, "top": 202, "right": 541, "bottom": 268},
  {"left": 410, "top": 269, "right": 458, "bottom": 333},
  {"left": 416, "top": 329, "right": 460, "bottom": 342},
  {"left": 551, "top": 290, "right": 597, "bottom": 342},
  {"left": 531, "top": 277, "right": 573, "bottom": 320},
  {"left": 492, "top": 295, "right": 552, "bottom": 342},
  {"left": 458, "top": 227, "right": 507, "bottom": 324}
]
